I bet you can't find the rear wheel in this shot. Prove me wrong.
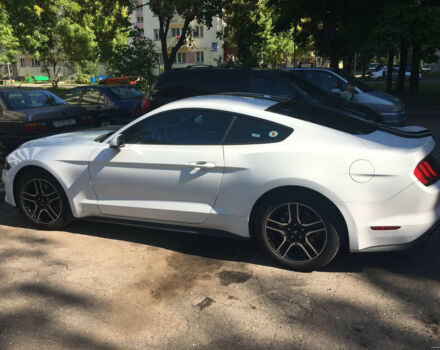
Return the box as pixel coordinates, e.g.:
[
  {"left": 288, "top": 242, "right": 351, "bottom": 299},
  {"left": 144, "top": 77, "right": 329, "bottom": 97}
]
[
  {"left": 17, "top": 169, "right": 73, "bottom": 229},
  {"left": 254, "top": 193, "right": 341, "bottom": 271}
]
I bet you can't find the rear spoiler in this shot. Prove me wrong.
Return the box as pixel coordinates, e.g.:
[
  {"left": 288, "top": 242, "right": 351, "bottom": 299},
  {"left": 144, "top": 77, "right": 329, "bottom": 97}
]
[{"left": 377, "top": 125, "right": 432, "bottom": 139}]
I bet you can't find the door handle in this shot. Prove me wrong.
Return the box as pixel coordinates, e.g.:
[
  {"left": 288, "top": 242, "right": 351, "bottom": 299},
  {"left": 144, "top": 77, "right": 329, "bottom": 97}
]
[{"left": 189, "top": 161, "right": 216, "bottom": 169}]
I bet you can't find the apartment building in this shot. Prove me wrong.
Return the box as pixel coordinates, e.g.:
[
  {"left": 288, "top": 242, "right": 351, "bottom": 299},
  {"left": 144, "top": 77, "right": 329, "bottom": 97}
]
[{"left": 134, "top": 3, "right": 225, "bottom": 68}]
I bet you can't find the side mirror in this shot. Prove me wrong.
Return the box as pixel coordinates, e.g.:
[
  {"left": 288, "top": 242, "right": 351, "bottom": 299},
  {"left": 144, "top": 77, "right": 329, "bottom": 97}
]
[
  {"left": 109, "top": 134, "right": 125, "bottom": 149},
  {"left": 330, "top": 88, "right": 342, "bottom": 95}
]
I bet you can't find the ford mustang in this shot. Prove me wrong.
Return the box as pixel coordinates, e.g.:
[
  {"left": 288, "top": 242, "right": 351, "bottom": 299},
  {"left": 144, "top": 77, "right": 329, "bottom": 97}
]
[{"left": 2, "top": 94, "right": 439, "bottom": 270}]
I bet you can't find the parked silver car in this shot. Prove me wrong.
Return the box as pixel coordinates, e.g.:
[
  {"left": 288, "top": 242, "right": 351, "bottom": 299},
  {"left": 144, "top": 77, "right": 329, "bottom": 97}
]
[{"left": 286, "top": 68, "right": 406, "bottom": 126}]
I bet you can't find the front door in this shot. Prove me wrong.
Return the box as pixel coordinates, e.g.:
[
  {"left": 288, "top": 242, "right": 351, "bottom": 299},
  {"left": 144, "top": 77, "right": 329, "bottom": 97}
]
[{"left": 89, "top": 109, "right": 234, "bottom": 224}]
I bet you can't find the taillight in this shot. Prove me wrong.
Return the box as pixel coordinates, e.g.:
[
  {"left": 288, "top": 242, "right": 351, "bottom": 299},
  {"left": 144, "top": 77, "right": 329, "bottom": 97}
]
[
  {"left": 80, "top": 115, "right": 93, "bottom": 125},
  {"left": 414, "top": 155, "right": 439, "bottom": 186},
  {"left": 141, "top": 99, "right": 150, "bottom": 113},
  {"left": 24, "top": 121, "right": 48, "bottom": 132}
]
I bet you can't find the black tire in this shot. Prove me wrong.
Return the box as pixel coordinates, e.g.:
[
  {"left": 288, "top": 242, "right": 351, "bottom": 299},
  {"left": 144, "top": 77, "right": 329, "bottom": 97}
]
[
  {"left": 254, "top": 192, "right": 341, "bottom": 271},
  {"left": 16, "top": 169, "right": 73, "bottom": 230}
]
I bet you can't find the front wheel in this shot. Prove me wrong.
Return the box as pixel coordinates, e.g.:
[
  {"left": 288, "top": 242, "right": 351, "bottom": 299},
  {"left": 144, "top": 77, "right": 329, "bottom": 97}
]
[
  {"left": 17, "top": 169, "right": 73, "bottom": 229},
  {"left": 254, "top": 193, "right": 341, "bottom": 271}
]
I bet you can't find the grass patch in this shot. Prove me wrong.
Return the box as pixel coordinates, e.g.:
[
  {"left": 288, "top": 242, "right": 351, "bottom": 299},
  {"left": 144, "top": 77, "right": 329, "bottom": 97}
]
[{"left": 358, "top": 78, "right": 440, "bottom": 108}]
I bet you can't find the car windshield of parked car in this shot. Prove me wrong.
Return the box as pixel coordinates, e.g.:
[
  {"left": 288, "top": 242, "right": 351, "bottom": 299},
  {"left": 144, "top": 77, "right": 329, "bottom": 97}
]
[
  {"left": 273, "top": 71, "right": 331, "bottom": 101},
  {"left": 332, "top": 69, "right": 374, "bottom": 92},
  {"left": 1, "top": 90, "right": 66, "bottom": 110},
  {"left": 109, "top": 87, "right": 143, "bottom": 100}
]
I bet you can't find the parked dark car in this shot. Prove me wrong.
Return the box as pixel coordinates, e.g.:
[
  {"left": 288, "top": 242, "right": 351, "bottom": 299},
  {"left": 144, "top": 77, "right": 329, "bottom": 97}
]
[
  {"left": 65, "top": 85, "right": 144, "bottom": 126},
  {"left": 142, "top": 67, "right": 384, "bottom": 124},
  {"left": 0, "top": 87, "right": 93, "bottom": 154}
]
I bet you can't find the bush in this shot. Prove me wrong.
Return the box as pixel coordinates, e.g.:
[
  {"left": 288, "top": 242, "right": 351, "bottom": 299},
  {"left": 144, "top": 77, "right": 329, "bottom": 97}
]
[{"left": 74, "top": 73, "right": 92, "bottom": 84}]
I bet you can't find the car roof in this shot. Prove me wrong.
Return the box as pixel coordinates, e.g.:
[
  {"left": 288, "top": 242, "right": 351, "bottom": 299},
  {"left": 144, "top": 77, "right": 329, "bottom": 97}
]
[
  {"left": 156, "top": 94, "right": 278, "bottom": 114},
  {"left": 71, "top": 85, "right": 137, "bottom": 89},
  {"left": 0, "top": 87, "right": 48, "bottom": 92}
]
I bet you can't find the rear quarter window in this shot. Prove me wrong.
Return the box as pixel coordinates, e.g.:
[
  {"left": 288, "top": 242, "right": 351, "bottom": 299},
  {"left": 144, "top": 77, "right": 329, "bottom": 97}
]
[{"left": 224, "top": 115, "right": 293, "bottom": 145}]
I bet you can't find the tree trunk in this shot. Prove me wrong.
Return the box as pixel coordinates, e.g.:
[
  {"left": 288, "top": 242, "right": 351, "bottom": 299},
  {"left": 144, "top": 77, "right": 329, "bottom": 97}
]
[
  {"left": 409, "top": 42, "right": 421, "bottom": 102},
  {"left": 159, "top": 17, "right": 171, "bottom": 71},
  {"left": 395, "top": 43, "right": 408, "bottom": 94},
  {"left": 386, "top": 48, "right": 394, "bottom": 93},
  {"left": 361, "top": 62, "right": 366, "bottom": 78},
  {"left": 344, "top": 55, "right": 353, "bottom": 74}
]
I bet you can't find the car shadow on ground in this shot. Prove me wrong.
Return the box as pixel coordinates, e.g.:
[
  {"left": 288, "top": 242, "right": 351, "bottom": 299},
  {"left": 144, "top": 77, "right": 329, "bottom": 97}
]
[{"left": 1, "top": 205, "right": 439, "bottom": 281}]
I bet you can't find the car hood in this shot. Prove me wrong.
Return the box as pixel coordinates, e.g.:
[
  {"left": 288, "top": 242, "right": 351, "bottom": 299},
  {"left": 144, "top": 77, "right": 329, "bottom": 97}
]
[
  {"left": 365, "top": 90, "right": 403, "bottom": 105},
  {"left": 314, "top": 96, "right": 382, "bottom": 123},
  {"left": 19, "top": 126, "right": 119, "bottom": 148}
]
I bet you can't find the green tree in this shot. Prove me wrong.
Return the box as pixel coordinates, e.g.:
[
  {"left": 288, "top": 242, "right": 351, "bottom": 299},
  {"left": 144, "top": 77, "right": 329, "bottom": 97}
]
[
  {"left": 221, "top": 0, "right": 295, "bottom": 67},
  {"left": 2, "top": 0, "right": 135, "bottom": 87},
  {"left": 107, "top": 27, "right": 159, "bottom": 91},
  {"left": 0, "top": 3, "right": 18, "bottom": 65},
  {"left": 146, "top": 0, "right": 222, "bottom": 71},
  {"left": 271, "top": 0, "right": 383, "bottom": 69}
]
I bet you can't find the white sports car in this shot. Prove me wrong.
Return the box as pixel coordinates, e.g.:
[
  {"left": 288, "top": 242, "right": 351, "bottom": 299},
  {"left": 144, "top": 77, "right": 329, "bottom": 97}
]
[{"left": 2, "top": 94, "right": 440, "bottom": 271}]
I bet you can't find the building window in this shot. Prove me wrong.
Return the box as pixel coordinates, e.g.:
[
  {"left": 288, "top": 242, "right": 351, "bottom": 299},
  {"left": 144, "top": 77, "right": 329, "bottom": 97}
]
[
  {"left": 31, "top": 58, "right": 40, "bottom": 67},
  {"left": 136, "top": 16, "right": 143, "bottom": 22},
  {"left": 20, "top": 58, "right": 25, "bottom": 67},
  {"left": 194, "top": 25, "right": 204, "bottom": 38},
  {"left": 154, "top": 29, "right": 160, "bottom": 41},
  {"left": 174, "top": 52, "right": 186, "bottom": 64},
  {"left": 138, "top": 28, "right": 144, "bottom": 36},
  {"left": 195, "top": 51, "right": 204, "bottom": 63},
  {"left": 171, "top": 27, "right": 182, "bottom": 37}
]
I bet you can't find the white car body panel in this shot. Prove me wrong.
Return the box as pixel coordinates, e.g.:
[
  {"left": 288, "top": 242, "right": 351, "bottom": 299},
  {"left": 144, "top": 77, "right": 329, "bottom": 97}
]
[
  {"left": 89, "top": 143, "right": 225, "bottom": 224},
  {"left": 3, "top": 95, "right": 439, "bottom": 252}
]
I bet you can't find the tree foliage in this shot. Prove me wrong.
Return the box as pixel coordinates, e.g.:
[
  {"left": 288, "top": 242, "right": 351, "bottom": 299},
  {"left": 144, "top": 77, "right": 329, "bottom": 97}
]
[
  {"left": 221, "top": 0, "right": 295, "bottom": 67},
  {"left": 0, "top": 3, "right": 18, "bottom": 64},
  {"left": 1, "top": 0, "right": 135, "bottom": 87},
  {"left": 107, "top": 27, "right": 159, "bottom": 91},
  {"left": 147, "top": 0, "right": 222, "bottom": 70}
]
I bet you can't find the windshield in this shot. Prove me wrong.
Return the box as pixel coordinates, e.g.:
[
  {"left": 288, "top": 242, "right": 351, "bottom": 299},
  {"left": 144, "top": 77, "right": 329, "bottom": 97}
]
[
  {"left": 331, "top": 69, "right": 374, "bottom": 92},
  {"left": 109, "top": 87, "right": 143, "bottom": 100},
  {"left": 272, "top": 70, "right": 331, "bottom": 101},
  {"left": 1, "top": 90, "right": 66, "bottom": 110}
]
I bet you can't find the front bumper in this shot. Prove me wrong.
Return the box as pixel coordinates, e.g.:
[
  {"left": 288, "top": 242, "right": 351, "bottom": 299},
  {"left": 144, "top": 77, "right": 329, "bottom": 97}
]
[{"left": 380, "top": 109, "right": 407, "bottom": 126}]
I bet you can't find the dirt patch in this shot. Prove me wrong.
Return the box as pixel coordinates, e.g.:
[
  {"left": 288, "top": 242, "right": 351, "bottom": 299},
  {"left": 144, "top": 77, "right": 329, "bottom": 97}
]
[
  {"left": 196, "top": 296, "right": 215, "bottom": 311},
  {"left": 217, "top": 270, "right": 252, "bottom": 286},
  {"left": 146, "top": 252, "right": 224, "bottom": 301}
]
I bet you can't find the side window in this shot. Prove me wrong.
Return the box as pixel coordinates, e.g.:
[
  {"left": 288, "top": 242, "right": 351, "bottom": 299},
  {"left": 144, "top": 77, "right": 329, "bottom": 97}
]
[
  {"left": 248, "top": 77, "right": 292, "bottom": 98},
  {"left": 2, "top": 92, "right": 26, "bottom": 109},
  {"left": 224, "top": 116, "right": 293, "bottom": 145},
  {"left": 317, "top": 72, "right": 346, "bottom": 93},
  {"left": 81, "top": 89, "right": 103, "bottom": 105},
  {"left": 122, "top": 109, "right": 234, "bottom": 145},
  {"left": 65, "top": 90, "right": 82, "bottom": 105}
]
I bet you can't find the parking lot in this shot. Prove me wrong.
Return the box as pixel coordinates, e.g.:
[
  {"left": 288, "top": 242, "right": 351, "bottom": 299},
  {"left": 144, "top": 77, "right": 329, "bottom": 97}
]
[{"left": 0, "top": 108, "right": 439, "bottom": 350}]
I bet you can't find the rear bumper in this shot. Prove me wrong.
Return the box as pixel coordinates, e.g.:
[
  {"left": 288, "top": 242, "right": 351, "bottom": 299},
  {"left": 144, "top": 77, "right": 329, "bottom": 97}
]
[
  {"left": 359, "top": 219, "right": 440, "bottom": 252},
  {"left": 347, "top": 180, "right": 440, "bottom": 252}
]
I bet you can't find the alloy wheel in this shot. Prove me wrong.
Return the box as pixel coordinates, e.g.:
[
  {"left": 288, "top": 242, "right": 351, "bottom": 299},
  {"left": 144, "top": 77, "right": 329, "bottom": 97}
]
[
  {"left": 20, "top": 178, "right": 62, "bottom": 224},
  {"left": 263, "top": 202, "right": 328, "bottom": 262}
]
